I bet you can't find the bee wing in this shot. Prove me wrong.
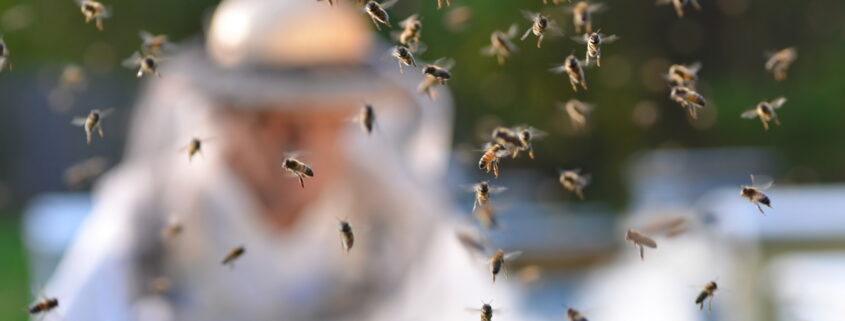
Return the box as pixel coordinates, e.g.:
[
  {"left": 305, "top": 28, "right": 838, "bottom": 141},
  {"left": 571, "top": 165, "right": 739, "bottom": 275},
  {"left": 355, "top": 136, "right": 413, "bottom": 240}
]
[
  {"left": 588, "top": 3, "right": 606, "bottom": 12},
  {"left": 740, "top": 109, "right": 759, "bottom": 119},
  {"left": 432, "top": 57, "right": 455, "bottom": 70},
  {"left": 411, "top": 42, "right": 428, "bottom": 54},
  {"left": 549, "top": 64, "right": 568, "bottom": 74},
  {"left": 521, "top": 10, "right": 538, "bottom": 21},
  {"left": 121, "top": 52, "right": 142, "bottom": 69},
  {"left": 71, "top": 117, "right": 87, "bottom": 126},
  {"left": 770, "top": 97, "right": 787, "bottom": 109},
  {"left": 750, "top": 174, "right": 774, "bottom": 190},
  {"left": 570, "top": 34, "right": 588, "bottom": 43},
  {"left": 506, "top": 23, "right": 519, "bottom": 38},
  {"left": 639, "top": 235, "right": 657, "bottom": 248},
  {"left": 380, "top": 0, "right": 398, "bottom": 9},
  {"left": 546, "top": 21, "right": 565, "bottom": 36},
  {"left": 284, "top": 150, "right": 310, "bottom": 159},
  {"left": 686, "top": 61, "right": 702, "bottom": 74},
  {"left": 460, "top": 183, "right": 480, "bottom": 192},
  {"left": 503, "top": 250, "right": 523, "bottom": 261},
  {"left": 601, "top": 34, "right": 619, "bottom": 43},
  {"left": 398, "top": 14, "right": 418, "bottom": 28},
  {"left": 579, "top": 173, "right": 592, "bottom": 186},
  {"left": 139, "top": 30, "right": 153, "bottom": 41},
  {"left": 479, "top": 45, "right": 496, "bottom": 56},
  {"left": 488, "top": 186, "right": 508, "bottom": 194},
  {"left": 100, "top": 6, "right": 113, "bottom": 18},
  {"left": 97, "top": 108, "right": 115, "bottom": 118},
  {"left": 527, "top": 127, "right": 548, "bottom": 139},
  {"left": 465, "top": 307, "right": 481, "bottom": 313}
]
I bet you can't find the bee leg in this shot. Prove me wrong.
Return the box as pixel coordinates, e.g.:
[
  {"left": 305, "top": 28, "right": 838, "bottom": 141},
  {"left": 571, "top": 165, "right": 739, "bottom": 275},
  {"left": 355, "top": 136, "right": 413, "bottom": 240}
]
[
  {"left": 493, "top": 163, "right": 499, "bottom": 178},
  {"left": 497, "top": 55, "right": 504, "bottom": 65},
  {"left": 581, "top": 81, "right": 588, "bottom": 91},
  {"left": 570, "top": 80, "right": 578, "bottom": 92},
  {"left": 576, "top": 188, "right": 584, "bottom": 200},
  {"left": 528, "top": 148, "right": 535, "bottom": 160},
  {"left": 675, "top": 5, "right": 684, "bottom": 18},
  {"left": 708, "top": 297, "right": 713, "bottom": 314},
  {"left": 370, "top": 17, "right": 382, "bottom": 31},
  {"left": 691, "top": 0, "right": 702, "bottom": 11},
  {"left": 398, "top": 61, "right": 404, "bottom": 74},
  {"left": 299, "top": 175, "right": 305, "bottom": 189},
  {"left": 762, "top": 120, "right": 769, "bottom": 130},
  {"left": 446, "top": 0, "right": 451, "bottom": 7},
  {"left": 698, "top": 302, "right": 704, "bottom": 311},
  {"left": 537, "top": 35, "right": 543, "bottom": 48},
  {"left": 137, "top": 69, "right": 144, "bottom": 78},
  {"left": 586, "top": 23, "right": 592, "bottom": 34},
  {"left": 774, "top": 118, "right": 781, "bottom": 126},
  {"left": 639, "top": 245, "right": 644, "bottom": 261},
  {"left": 85, "top": 130, "right": 92, "bottom": 144},
  {"left": 596, "top": 55, "right": 601, "bottom": 67},
  {"left": 96, "top": 19, "right": 104, "bottom": 31},
  {"left": 98, "top": 126, "right": 105, "bottom": 138},
  {"left": 756, "top": 203, "right": 766, "bottom": 215}
]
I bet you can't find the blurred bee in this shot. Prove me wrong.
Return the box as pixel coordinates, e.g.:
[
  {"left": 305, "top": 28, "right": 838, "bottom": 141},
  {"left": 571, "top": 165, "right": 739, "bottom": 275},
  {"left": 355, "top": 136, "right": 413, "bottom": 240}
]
[
  {"left": 741, "top": 174, "right": 773, "bottom": 215},
  {"left": 567, "top": 308, "right": 588, "bottom": 321},
  {"left": 466, "top": 302, "right": 501, "bottom": 321},
  {"left": 391, "top": 45, "right": 418, "bottom": 74},
  {"left": 436, "top": 0, "right": 451, "bottom": 9},
  {"left": 666, "top": 62, "right": 702, "bottom": 89},
  {"left": 465, "top": 181, "right": 507, "bottom": 213},
  {"left": 122, "top": 51, "right": 161, "bottom": 78},
  {"left": 0, "top": 36, "right": 11, "bottom": 72},
  {"left": 765, "top": 47, "right": 797, "bottom": 81},
  {"left": 443, "top": 6, "right": 472, "bottom": 32},
  {"left": 656, "top": 0, "right": 701, "bottom": 18},
  {"left": 481, "top": 24, "right": 519, "bottom": 65},
  {"left": 558, "top": 169, "right": 590, "bottom": 200},
  {"left": 351, "top": 104, "right": 377, "bottom": 135},
  {"left": 520, "top": 11, "right": 561, "bottom": 48},
  {"left": 625, "top": 229, "right": 657, "bottom": 261},
  {"left": 71, "top": 108, "right": 113, "bottom": 144},
  {"left": 695, "top": 281, "right": 718, "bottom": 313},
  {"left": 478, "top": 143, "right": 508, "bottom": 178},
  {"left": 28, "top": 297, "right": 59, "bottom": 316},
  {"left": 741, "top": 97, "right": 787, "bottom": 130},
  {"left": 417, "top": 76, "right": 440, "bottom": 100},
  {"left": 558, "top": 99, "right": 594, "bottom": 131},
  {"left": 669, "top": 86, "right": 705, "bottom": 119},
  {"left": 514, "top": 126, "right": 546, "bottom": 159},
  {"left": 572, "top": 31, "right": 618, "bottom": 67},
  {"left": 338, "top": 219, "right": 355, "bottom": 253},
  {"left": 77, "top": 0, "right": 111, "bottom": 31},
  {"left": 550, "top": 54, "right": 588, "bottom": 92},
  {"left": 363, "top": 0, "right": 398, "bottom": 31},
  {"left": 59, "top": 64, "right": 86, "bottom": 91},
  {"left": 641, "top": 215, "right": 689, "bottom": 238},
  {"left": 179, "top": 137, "right": 213, "bottom": 162},
  {"left": 161, "top": 215, "right": 184, "bottom": 239},
  {"left": 456, "top": 230, "right": 487, "bottom": 255},
  {"left": 395, "top": 14, "right": 423, "bottom": 52},
  {"left": 139, "top": 30, "right": 173, "bottom": 55},
  {"left": 565, "top": 1, "right": 605, "bottom": 34},
  {"left": 282, "top": 156, "right": 315, "bottom": 188},
  {"left": 488, "top": 249, "right": 523, "bottom": 283},
  {"left": 422, "top": 57, "right": 454, "bottom": 85},
  {"left": 221, "top": 245, "right": 246, "bottom": 267},
  {"left": 63, "top": 157, "right": 108, "bottom": 188}
]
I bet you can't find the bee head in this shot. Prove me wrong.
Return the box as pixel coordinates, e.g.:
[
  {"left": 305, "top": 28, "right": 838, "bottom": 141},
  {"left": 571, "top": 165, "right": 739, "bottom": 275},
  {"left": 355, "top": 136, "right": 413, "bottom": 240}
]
[
  {"left": 757, "top": 102, "right": 772, "bottom": 113},
  {"left": 422, "top": 65, "right": 437, "bottom": 75},
  {"left": 339, "top": 221, "right": 352, "bottom": 232},
  {"left": 48, "top": 298, "right": 59, "bottom": 307},
  {"left": 481, "top": 304, "right": 493, "bottom": 315},
  {"left": 740, "top": 186, "right": 755, "bottom": 197},
  {"left": 567, "top": 308, "right": 579, "bottom": 318},
  {"left": 479, "top": 181, "right": 489, "bottom": 192},
  {"left": 366, "top": 1, "right": 379, "bottom": 10},
  {"left": 520, "top": 129, "right": 531, "bottom": 142},
  {"left": 538, "top": 17, "right": 548, "bottom": 28},
  {"left": 396, "top": 46, "right": 409, "bottom": 55},
  {"left": 143, "top": 57, "right": 156, "bottom": 67},
  {"left": 566, "top": 55, "right": 578, "bottom": 67},
  {"left": 410, "top": 21, "right": 422, "bottom": 31},
  {"left": 671, "top": 86, "right": 687, "bottom": 96},
  {"left": 283, "top": 158, "right": 295, "bottom": 168},
  {"left": 83, "top": 3, "right": 97, "bottom": 13},
  {"left": 590, "top": 33, "right": 600, "bottom": 43}
]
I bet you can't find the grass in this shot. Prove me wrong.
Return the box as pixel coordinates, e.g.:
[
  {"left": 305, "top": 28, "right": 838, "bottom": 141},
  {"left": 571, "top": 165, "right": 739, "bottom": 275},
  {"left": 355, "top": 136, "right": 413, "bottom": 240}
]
[{"left": 0, "top": 212, "right": 30, "bottom": 321}]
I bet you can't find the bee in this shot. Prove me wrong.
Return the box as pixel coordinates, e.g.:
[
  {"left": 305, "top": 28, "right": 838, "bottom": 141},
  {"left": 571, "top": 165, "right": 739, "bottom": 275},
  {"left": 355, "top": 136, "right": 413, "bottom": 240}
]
[
  {"left": 474, "top": 202, "right": 500, "bottom": 229},
  {"left": 558, "top": 169, "right": 590, "bottom": 200},
  {"left": 565, "top": 1, "right": 605, "bottom": 34},
  {"left": 481, "top": 24, "right": 519, "bottom": 65},
  {"left": 478, "top": 143, "right": 508, "bottom": 178},
  {"left": 520, "top": 11, "right": 561, "bottom": 49},
  {"left": 765, "top": 47, "right": 797, "bottom": 81},
  {"left": 491, "top": 126, "right": 524, "bottom": 157},
  {"left": 465, "top": 181, "right": 507, "bottom": 213},
  {"left": 0, "top": 36, "right": 12, "bottom": 72},
  {"left": 76, "top": 0, "right": 111, "bottom": 31},
  {"left": 419, "top": 57, "right": 454, "bottom": 98},
  {"left": 456, "top": 230, "right": 487, "bottom": 256},
  {"left": 63, "top": 157, "right": 108, "bottom": 188},
  {"left": 436, "top": 0, "right": 451, "bottom": 9},
  {"left": 669, "top": 86, "right": 706, "bottom": 119},
  {"left": 741, "top": 97, "right": 787, "bottom": 130},
  {"left": 352, "top": 104, "right": 377, "bottom": 135},
  {"left": 641, "top": 216, "right": 689, "bottom": 238},
  {"left": 161, "top": 215, "right": 184, "bottom": 239},
  {"left": 558, "top": 99, "right": 594, "bottom": 131},
  {"left": 363, "top": 0, "right": 398, "bottom": 31},
  {"left": 417, "top": 76, "right": 440, "bottom": 100},
  {"left": 656, "top": 0, "right": 701, "bottom": 18},
  {"left": 488, "top": 249, "right": 523, "bottom": 283},
  {"left": 514, "top": 126, "right": 545, "bottom": 159},
  {"left": 567, "top": 308, "right": 588, "bottom": 321},
  {"left": 122, "top": 51, "right": 161, "bottom": 78},
  {"left": 338, "top": 219, "right": 355, "bottom": 254},
  {"left": 28, "top": 297, "right": 59, "bottom": 316},
  {"left": 139, "top": 30, "right": 173, "bottom": 55},
  {"left": 572, "top": 31, "right": 618, "bottom": 67},
  {"left": 71, "top": 108, "right": 113, "bottom": 144},
  {"left": 550, "top": 54, "right": 588, "bottom": 92},
  {"left": 466, "top": 302, "right": 501, "bottom": 321},
  {"left": 179, "top": 137, "right": 213, "bottom": 162},
  {"left": 740, "top": 174, "right": 773, "bottom": 215},
  {"left": 282, "top": 156, "right": 315, "bottom": 188},
  {"left": 625, "top": 229, "right": 657, "bottom": 261},
  {"left": 695, "top": 281, "right": 718, "bottom": 313},
  {"left": 396, "top": 15, "right": 423, "bottom": 52},
  {"left": 666, "top": 62, "right": 702, "bottom": 89},
  {"left": 391, "top": 46, "right": 421, "bottom": 75},
  {"left": 221, "top": 245, "right": 246, "bottom": 267}
]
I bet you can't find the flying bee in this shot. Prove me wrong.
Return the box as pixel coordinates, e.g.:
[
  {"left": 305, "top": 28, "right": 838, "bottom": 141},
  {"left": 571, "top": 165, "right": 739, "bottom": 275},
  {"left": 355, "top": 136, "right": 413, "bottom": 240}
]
[
  {"left": 550, "top": 54, "right": 588, "bottom": 92},
  {"left": 741, "top": 174, "right": 773, "bottom": 215},
  {"left": 566, "top": 308, "right": 588, "bottom": 321},
  {"left": 71, "top": 108, "right": 113, "bottom": 144},
  {"left": 572, "top": 31, "right": 618, "bottom": 67},
  {"left": 669, "top": 86, "right": 706, "bottom": 119},
  {"left": 478, "top": 143, "right": 509, "bottom": 178},
  {"left": 456, "top": 230, "right": 487, "bottom": 256},
  {"left": 139, "top": 30, "right": 173, "bottom": 55},
  {"left": 28, "top": 297, "right": 59, "bottom": 316},
  {"left": 0, "top": 36, "right": 11, "bottom": 72},
  {"left": 436, "top": 0, "right": 451, "bottom": 9},
  {"left": 488, "top": 249, "right": 523, "bottom": 283},
  {"left": 363, "top": 0, "right": 398, "bottom": 31},
  {"left": 391, "top": 45, "right": 418, "bottom": 74},
  {"left": 558, "top": 169, "right": 590, "bottom": 200},
  {"left": 351, "top": 104, "right": 377, "bottom": 135},
  {"left": 481, "top": 24, "right": 519, "bottom": 65},
  {"left": 179, "top": 137, "right": 214, "bottom": 162},
  {"left": 466, "top": 302, "right": 501, "bottom": 321},
  {"left": 565, "top": 1, "right": 605, "bottom": 34},
  {"left": 63, "top": 157, "right": 108, "bottom": 189},
  {"left": 338, "top": 219, "right": 355, "bottom": 254},
  {"left": 422, "top": 57, "right": 454, "bottom": 85},
  {"left": 76, "top": 0, "right": 111, "bottom": 31},
  {"left": 520, "top": 11, "right": 561, "bottom": 48},
  {"left": 625, "top": 229, "right": 657, "bottom": 261},
  {"left": 491, "top": 126, "right": 524, "bottom": 158},
  {"left": 765, "top": 47, "right": 797, "bottom": 81},
  {"left": 475, "top": 203, "right": 500, "bottom": 229},
  {"left": 514, "top": 126, "right": 546, "bottom": 159},
  {"left": 464, "top": 181, "right": 507, "bottom": 213},
  {"left": 395, "top": 14, "right": 423, "bottom": 52},
  {"left": 122, "top": 51, "right": 161, "bottom": 78},
  {"left": 558, "top": 99, "right": 594, "bottom": 131},
  {"left": 221, "top": 245, "right": 246, "bottom": 267},
  {"left": 666, "top": 62, "right": 702, "bottom": 88},
  {"left": 282, "top": 155, "right": 314, "bottom": 188},
  {"left": 656, "top": 0, "right": 701, "bottom": 18},
  {"left": 695, "top": 281, "right": 718, "bottom": 313},
  {"left": 741, "top": 97, "right": 787, "bottom": 130}
]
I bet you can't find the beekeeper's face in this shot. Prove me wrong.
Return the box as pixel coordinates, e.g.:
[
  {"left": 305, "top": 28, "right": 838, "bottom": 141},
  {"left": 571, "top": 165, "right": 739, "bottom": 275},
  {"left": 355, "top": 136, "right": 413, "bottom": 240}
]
[{"left": 218, "top": 104, "right": 354, "bottom": 229}]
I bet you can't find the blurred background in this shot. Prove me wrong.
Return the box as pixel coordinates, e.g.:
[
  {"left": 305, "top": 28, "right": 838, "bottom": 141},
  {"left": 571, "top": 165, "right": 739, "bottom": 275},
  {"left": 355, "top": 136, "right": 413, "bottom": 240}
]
[{"left": 1, "top": 0, "right": 844, "bottom": 320}]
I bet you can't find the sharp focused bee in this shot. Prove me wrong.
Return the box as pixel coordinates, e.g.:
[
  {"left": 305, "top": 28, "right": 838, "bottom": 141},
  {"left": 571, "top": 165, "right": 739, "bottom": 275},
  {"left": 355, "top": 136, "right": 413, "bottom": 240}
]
[
  {"left": 488, "top": 249, "right": 522, "bottom": 283},
  {"left": 515, "top": 126, "right": 546, "bottom": 159},
  {"left": 520, "top": 12, "right": 561, "bottom": 48},
  {"left": 765, "top": 47, "right": 797, "bottom": 81},
  {"left": 625, "top": 229, "right": 657, "bottom": 261},
  {"left": 363, "top": 0, "right": 398, "bottom": 31},
  {"left": 669, "top": 86, "right": 706, "bottom": 119},
  {"left": 282, "top": 156, "right": 314, "bottom": 188},
  {"left": 396, "top": 14, "right": 423, "bottom": 52},
  {"left": 741, "top": 174, "right": 773, "bottom": 215},
  {"left": 567, "top": 308, "right": 588, "bottom": 321},
  {"left": 466, "top": 302, "right": 501, "bottom": 321},
  {"left": 558, "top": 169, "right": 590, "bottom": 200},
  {"left": 72, "top": 108, "right": 113, "bottom": 144},
  {"left": 122, "top": 51, "right": 161, "bottom": 78},
  {"left": 666, "top": 62, "right": 702, "bottom": 88},
  {"left": 391, "top": 45, "right": 419, "bottom": 74},
  {"left": 465, "top": 181, "right": 507, "bottom": 213},
  {"left": 572, "top": 31, "right": 618, "bottom": 67},
  {"left": 0, "top": 36, "right": 12, "bottom": 72},
  {"left": 550, "top": 54, "right": 588, "bottom": 92},
  {"left": 656, "top": 0, "right": 701, "bottom": 18},
  {"left": 338, "top": 219, "right": 355, "bottom": 253},
  {"left": 179, "top": 137, "right": 214, "bottom": 162},
  {"left": 77, "top": 0, "right": 111, "bottom": 31},
  {"left": 481, "top": 24, "right": 519, "bottom": 65},
  {"left": 139, "top": 30, "right": 172, "bottom": 55},
  {"left": 695, "top": 281, "right": 718, "bottom": 313},
  {"left": 221, "top": 245, "right": 246, "bottom": 267},
  {"left": 565, "top": 1, "right": 605, "bottom": 34},
  {"left": 352, "top": 104, "right": 377, "bottom": 135},
  {"left": 558, "top": 99, "right": 594, "bottom": 131},
  {"left": 478, "top": 143, "right": 509, "bottom": 178},
  {"left": 741, "top": 97, "right": 787, "bottom": 130}
]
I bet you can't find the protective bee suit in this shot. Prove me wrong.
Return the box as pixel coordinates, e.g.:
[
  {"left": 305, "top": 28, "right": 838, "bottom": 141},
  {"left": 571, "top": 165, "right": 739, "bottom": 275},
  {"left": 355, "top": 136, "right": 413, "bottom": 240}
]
[{"left": 42, "top": 0, "right": 530, "bottom": 320}]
